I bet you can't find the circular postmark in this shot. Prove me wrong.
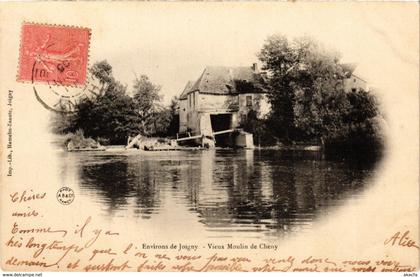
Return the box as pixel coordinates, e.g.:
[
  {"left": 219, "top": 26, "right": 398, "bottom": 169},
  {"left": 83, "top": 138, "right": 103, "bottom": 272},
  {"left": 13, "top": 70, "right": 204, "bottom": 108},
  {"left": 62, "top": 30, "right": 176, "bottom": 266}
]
[
  {"left": 32, "top": 67, "right": 106, "bottom": 113},
  {"left": 56, "top": 186, "right": 75, "bottom": 205}
]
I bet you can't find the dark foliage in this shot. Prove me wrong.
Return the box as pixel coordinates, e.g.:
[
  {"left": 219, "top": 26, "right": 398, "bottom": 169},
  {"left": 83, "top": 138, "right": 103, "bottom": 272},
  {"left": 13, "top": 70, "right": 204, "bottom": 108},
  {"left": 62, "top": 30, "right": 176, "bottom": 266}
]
[
  {"left": 72, "top": 87, "right": 141, "bottom": 145},
  {"left": 242, "top": 110, "right": 277, "bottom": 146},
  {"left": 258, "top": 34, "right": 383, "bottom": 156},
  {"left": 326, "top": 90, "right": 384, "bottom": 161},
  {"left": 52, "top": 60, "right": 176, "bottom": 145},
  {"left": 166, "top": 97, "right": 180, "bottom": 137}
]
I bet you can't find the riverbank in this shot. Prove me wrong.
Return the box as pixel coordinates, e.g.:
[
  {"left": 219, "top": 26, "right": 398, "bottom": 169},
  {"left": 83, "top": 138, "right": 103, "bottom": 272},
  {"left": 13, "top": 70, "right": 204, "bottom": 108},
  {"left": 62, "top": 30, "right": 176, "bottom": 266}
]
[
  {"left": 80, "top": 144, "right": 322, "bottom": 152},
  {"left": 257, "top": 144, "right": 321, "bottom": 151},
  {"left": 52, "top": 132, "right": 323, "bottom": 152}
]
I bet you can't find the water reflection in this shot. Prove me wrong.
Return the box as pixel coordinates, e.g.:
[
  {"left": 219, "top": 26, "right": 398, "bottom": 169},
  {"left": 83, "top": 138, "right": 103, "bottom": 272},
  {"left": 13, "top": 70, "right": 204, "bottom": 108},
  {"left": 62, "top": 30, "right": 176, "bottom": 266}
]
[{"left": 59, "top": 149, "right": 376, "bottom": 238}]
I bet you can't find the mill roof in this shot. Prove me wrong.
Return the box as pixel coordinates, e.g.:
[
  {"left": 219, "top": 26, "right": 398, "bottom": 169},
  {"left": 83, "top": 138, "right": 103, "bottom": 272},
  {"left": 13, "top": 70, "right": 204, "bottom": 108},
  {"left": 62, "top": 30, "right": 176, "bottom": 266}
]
[
  {"left": 183, "top": 66, "right": 264, "bottom": 96},
  {"left": 179, "top": 80, "right": 195, "bottom": 100}
]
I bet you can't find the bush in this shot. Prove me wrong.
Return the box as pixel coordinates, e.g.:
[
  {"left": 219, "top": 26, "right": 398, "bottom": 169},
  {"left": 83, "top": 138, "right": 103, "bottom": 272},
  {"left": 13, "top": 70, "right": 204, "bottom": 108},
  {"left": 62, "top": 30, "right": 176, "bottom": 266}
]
[
  {"left": 243, "top": 110, "right": 278, "bottom": 146},
  {"left": 65, "top": 130, "right": 101, "bottom": 150}
]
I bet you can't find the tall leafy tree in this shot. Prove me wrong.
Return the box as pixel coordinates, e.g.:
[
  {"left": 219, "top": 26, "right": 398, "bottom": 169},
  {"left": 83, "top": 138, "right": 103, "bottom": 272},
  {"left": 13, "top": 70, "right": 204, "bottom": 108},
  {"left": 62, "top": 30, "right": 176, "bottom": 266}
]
[
  {"left": 69, "top": 61, "right": 141, "bottom": 144},
  {"left": 258, "top": 35, "right": 296, "bottom": 142},
  {"left": 166, "top": 96, "right": 180, "bottom": 137},
  {"left": 91, "top": 60, "right": 114, "bottom": 85},
  {"left": 259, "top": 35, "right": 351, "bottom": 144},
  {"left": 259, "top": 34, "right": 383, "bottom": 157},
  {"left": 132, "top": 75, "right": 163, "bottom": 135}
]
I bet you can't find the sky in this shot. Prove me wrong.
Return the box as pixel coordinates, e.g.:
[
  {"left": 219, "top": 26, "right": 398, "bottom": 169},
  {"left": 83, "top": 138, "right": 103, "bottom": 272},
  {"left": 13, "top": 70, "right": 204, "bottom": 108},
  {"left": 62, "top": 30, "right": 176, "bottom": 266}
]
[{"left": 82, "top": 2, "right": 418, "bottom": 104}]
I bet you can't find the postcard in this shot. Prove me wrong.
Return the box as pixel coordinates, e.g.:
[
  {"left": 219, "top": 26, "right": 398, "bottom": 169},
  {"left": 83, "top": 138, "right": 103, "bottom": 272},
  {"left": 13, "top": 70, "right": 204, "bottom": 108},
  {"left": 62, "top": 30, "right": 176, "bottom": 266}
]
[{"left": 0, "top": 2, "right": 418, "bottom": 273}]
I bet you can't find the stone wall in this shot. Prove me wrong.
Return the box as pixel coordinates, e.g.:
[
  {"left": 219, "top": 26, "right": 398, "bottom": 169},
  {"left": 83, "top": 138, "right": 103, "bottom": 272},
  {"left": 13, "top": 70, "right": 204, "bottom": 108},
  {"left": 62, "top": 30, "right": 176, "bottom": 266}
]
[
  {"left": 198, "top": 94, "right": 238, "bottom": 112},
  {"left": 179, "top": 99, "right": 188, "bottom": 133}
]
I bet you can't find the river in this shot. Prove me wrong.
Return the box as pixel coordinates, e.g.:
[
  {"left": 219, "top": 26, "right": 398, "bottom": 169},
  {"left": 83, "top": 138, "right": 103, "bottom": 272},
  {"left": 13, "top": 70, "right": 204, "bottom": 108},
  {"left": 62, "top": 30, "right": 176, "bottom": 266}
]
[{"left": 58, "top": 149, "right": 378, "bottom": 241}]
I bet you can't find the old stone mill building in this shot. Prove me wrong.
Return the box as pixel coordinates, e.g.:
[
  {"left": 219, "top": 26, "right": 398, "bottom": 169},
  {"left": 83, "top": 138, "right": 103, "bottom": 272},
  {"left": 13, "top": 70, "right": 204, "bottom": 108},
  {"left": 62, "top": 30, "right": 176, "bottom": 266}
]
[{"left": 178, "top": 63, "right": 270, "bottom": 148}]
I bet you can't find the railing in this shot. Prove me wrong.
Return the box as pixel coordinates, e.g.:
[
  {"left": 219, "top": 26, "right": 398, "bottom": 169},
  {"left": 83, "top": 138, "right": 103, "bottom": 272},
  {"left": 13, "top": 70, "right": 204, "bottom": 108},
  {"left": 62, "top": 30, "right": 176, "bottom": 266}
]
[{"left": 176, "top": 128, "right": 242, "bottom": 142}]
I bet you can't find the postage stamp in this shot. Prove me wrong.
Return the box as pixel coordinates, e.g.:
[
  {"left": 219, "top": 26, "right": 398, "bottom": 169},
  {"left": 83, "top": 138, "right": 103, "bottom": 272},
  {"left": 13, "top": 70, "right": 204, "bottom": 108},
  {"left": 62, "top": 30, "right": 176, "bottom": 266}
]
[
  {"left": 17, "top": 22, "right": 90, "bottom": 86},
  {"left": 17, "top": 22, "right": 104, "bottom": 113}
]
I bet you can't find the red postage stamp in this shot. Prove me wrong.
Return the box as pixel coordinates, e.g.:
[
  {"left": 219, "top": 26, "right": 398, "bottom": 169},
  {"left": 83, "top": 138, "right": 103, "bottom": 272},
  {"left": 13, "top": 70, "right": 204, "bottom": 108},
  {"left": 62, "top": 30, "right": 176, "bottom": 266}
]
[{"left": 17, "top": 22, "right": 90, "bottom": 86}]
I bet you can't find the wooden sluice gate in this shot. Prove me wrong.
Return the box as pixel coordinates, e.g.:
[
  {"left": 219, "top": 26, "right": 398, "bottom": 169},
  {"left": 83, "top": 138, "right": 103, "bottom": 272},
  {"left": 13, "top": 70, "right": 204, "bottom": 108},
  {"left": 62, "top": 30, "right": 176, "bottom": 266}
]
[
  {"left": 175, "top": 128, "right": 254, "bottom": 148},
  {"left": 175, "top": 133, "right": 205, "bottom": 142},
  {"left": 176, "top": 128, "right": 238, "bottom": 141},
  {"left": 125, "top": 128, "right": 253, "bottom": 150},
  {"left": 212, "top": 129, "right": 238, "bottom": 136}
]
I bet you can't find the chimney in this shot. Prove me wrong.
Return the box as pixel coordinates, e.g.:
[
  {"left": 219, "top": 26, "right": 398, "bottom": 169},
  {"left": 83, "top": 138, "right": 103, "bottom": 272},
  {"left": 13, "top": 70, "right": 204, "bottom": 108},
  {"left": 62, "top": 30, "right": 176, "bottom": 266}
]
[{"left": 252, "top": 63, "right": 259, "bottom": 73}]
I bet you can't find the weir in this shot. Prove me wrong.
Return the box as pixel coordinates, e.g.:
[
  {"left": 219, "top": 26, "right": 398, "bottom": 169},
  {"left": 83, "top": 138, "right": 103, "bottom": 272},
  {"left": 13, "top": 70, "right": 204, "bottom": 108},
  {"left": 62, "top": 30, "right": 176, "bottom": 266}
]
[{"left": 175, "top": 128, "right": 254, "bottom": 149}]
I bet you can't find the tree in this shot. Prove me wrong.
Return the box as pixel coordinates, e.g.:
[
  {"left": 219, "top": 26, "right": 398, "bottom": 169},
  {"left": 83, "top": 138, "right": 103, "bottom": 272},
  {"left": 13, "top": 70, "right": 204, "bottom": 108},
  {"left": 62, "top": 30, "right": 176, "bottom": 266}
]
[
  {"left": 68, "top": 61, "right": 142, "bottom": 144},
  {"left": 132, "top": 75, "right": 163, "bottom": 135},
  {"left": 259, "top": 34, "right": 383, "bottom": 157},
  {"left": 51, "top": 60, "right": 177, "bottom": 144},
  {"left": 259, "top": 35, "right": 352, "bottom": 144},
  {"left": 338, "top": 89, "right": 383, "bottom": 157},
  {"left": 258, "top": 35, "right": 296, "bottom": 143},
  {"left": 90, "top": 60, "right": 114, "bottom": 85},
  {"left": 71, "top": 81, "right": 141, "bottom": 145},
  {"left": 243, "top": 110, "right": 276, "bottom": 146},
  {"left": 147, "top": 96, "right": 180, "bottom": 137},
  {"left": 166, "top": 96, "right": 180, "bottom": 136}
]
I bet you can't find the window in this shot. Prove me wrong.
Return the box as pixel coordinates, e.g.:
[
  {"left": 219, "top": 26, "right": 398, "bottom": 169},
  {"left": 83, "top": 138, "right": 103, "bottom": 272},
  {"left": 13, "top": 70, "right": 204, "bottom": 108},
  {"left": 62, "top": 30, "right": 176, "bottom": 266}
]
[
  {"left": 246, "top": 95, "right": 252, "bottom": 107},
  {"left": 241, "top": 114, "right": 247, "bottom": 124}
]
